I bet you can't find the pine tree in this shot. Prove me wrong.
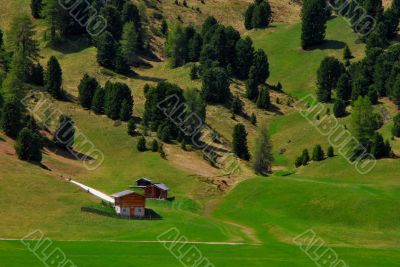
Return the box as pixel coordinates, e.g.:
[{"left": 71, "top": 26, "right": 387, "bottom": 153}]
[
  {"left": 91, "top": 86, "right": 105, "bottom": 114},
  {"left": 301, "top": 0, "right": 327, "bottom": 49},
  {"left": 392, "top": 78, "right": 400, "bottom": 108},
  {"left": 44, "top": 56, "right": 63, "bottom": 99},
  {"left": 31, "top": 0, "right": 42, "bottom": 19},
  {"left": 137, "top": 136, "right": 147, "bottom": 152},
  {"left": 119, "top": 99, "right": 132, "bottom": 121},
  {"left": 351, "top": 96, "right": 380, "bottom": 148},
  {"left": 127, "top": 118, "right": 136, "bottom": 136},
  {"left": 252, "top": 0, "right": 272, "bottom": 29},
  {"left": 244, "top": 3, "right": 256, "bottom": 30},
  {"left": 316, "top": 57, "right": 344, "bottom": 102},
  {"left": 301, "top": 149, "right": 310, "bottom": 165},
  {"left": 246, "top": 66, "right": 259, "bottom": 101},
  {"left": 295, "top": 156, "right": 303, "bottom": 167},
  {"left": 336, "top": 73, "right": 352, "bottom": 101},
  {"left": 96, "top": 31, "right": 117, "bottom": 69},
  {"left": 8, "top": 15, "right": 39, "bottom": 62},
  {"left": 0, "top": 98, "right": 24, "bottom": 138},
  {"left": 100, "top": 4, "right": 123, "bottom": 40},
  {"left": 231, "top": 95, "right": 243, "bottom": 115},
  {"left": 188, "top": 33, "right": 203, "bottom": 62},
  {"left": 120, "top": 22, "right": 138, "bottom": 66},
  {"left": 234, "top": 37, "right": 254, "bottom": 80},
  {"left": 343, "top": 44, "right": 353, "bottom": 60},
  {"left": 312, "top": 144, "right": 325, "bottom": 161},
  {"left": 392, "top": 114, "right": 400, "bottom": 137},
  {"left": 252, "top": 49, "right": 269, "bottom": 84},
  {"left": 232, "top": 123, "right": 250, "bottom": 160},
  {"left": 371, "top": 132, "right": 386, "bottom": 159},
  {"left": 30, "top": 63, "right": 44, "bottom": 86},
  {"left": 114, "top": 49, "right": 130, "bottom": 74},
  {"left": 383, "top": 7, "right": 399, "bottom": 39},
  {"left": 54, "top": 115, "right": 74, "bottom": 148},
  {"left": 252, "top": 122, "right": 273, "bottom": 174},
  {"left": 190, "top": 65, "right": 198, "bottom": 80},
  {"left": 78, "top": 74, "right": 98, "bottom": 109},
  {"left": 151, "top": 140, "right": 159, "bottom": 152},
  {"left": 15, "top": 127, "right": 42, "bottom": 162},
  {"left": 333, "top": 99, "right": 347, "bottom": 118},
  {"left": 165, "top": 22, "right": 187, "bottom": 68},
  {"left": 327, "top": 146, "right": 334, "bottom": 157},
  {"left": 256, "top": 85, "right": 270, "bottom": 109},
  {"left": 202, "top": 67, "right": 230, "bottom": 103}
]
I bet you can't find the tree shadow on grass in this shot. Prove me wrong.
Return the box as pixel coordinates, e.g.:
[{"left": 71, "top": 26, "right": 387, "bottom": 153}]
[
  {"left": 43, "top": 138, "right": 96, "bottom": 161},
  {"left": 303, "top": 40, "right": 346, "bottom": 51}
]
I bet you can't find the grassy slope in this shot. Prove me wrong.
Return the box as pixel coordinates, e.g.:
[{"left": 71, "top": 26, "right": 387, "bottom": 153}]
[
  {"left": 247, "top": 17, "right": 365, "bottom": 98},
  {"left": 1, "top": 1, "right": 400, "bottom": 267}
]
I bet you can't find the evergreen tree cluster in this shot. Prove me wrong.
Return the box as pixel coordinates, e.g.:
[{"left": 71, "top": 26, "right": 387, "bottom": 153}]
[
  {"left": 350, "top": 96, "right": 391, "bottom": 159},
  {"left": 244, "top": 0, "right": 272, "bottom": 30},
  {"left": 103, "top": 81, "right": 134, "bottom": 121},
  {"left": 333, "top": 0, "right": 399, "bottom": 47},
  {"left": 295, "top": 145, "right": 332, "bottom": 167}
]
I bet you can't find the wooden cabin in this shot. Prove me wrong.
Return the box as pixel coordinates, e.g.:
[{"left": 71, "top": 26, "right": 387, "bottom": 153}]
[
  {"left": 131, "top": 179, "right": 169, "bottom": 200},
  {"left": 111, "top": 190, "right": 145, "bottom": 217},
  {"left": 144, "top": 183, "right": 168, "bottom": 199}
]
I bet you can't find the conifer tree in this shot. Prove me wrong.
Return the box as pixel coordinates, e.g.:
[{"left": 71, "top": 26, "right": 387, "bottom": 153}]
[
  {"left": 234, "top": 37, "right": 254, "bottom": 80},
  {"left": 301, "top": 149, "right": 310, "bottom": 165},
  {"left": 91, "top": 86, "right": 105, "bottom": 114},
  {"left": 96, "top": 31, "right": 117, "bottom": 69},
  {"left": 119, "top": 99, "right": 132, "bottom": 121},
  {"left": 151, "top": 140, "right": 159, "bottom": 152},
  {"left": 301, "top": 0, "right": 327, "bottom": 49},
  {"left": 137, "top": 136, "right": 147, "bottom": 152},
  {"left": 15, "top": 127, "right": 42, "bottom": 162},
  {"left": 1, "top": 98, "right": 24, "bottom": 138},
  {"left": 392, "top": 114, "right": 400, "bottom": 137},
  {"left": 127, "top": 118, "right": 136, "bottom": 136},
  {"left": 333, "top": 99, "right": 347, "bottom": 118},
  {"left": 45, "top": 56, "right": 63, "bottom": 99},
  {"left": 336, "top": 73, "right": 352, "bottom": 101},
  {"left": 343, "top": 44, "right": 353, "bottom": 60},
  {"left": 252, "top": 122, "right": 273, "bottom": 174},
  {"left": 78, "top": 74, "right": 98, "bottom": 109},
  {"left": 312, "top": 144, "right": 324, "bottom": 161},
  {"left": 120, "top": 22, "right": 138, "bottom": 66},
  {"left": 256, "top": 85, "right": 270, "bottom": 109},
  {"left": 327, "top": 146, "right": 334, "bottom": 157},
  {"left": 30, "top": 63, "right": 44, "bottom": 86},
  {"left": 371, "top": 132, "right": 387, "bottom": 159},
  {"left": 244, "top": 3, "right": 256, "bottom": 30},
  {"left": 232, "top": 123, "right": 250, "bottom": 160},
  {"left": 31, "top": 0, "right": 42, "bottom": 19},
  {"left": 246, "top": 66, "right": 259, "bottom": 101},
  {"left": 231, "top": 95, "right": 243, "bottom": 115},
  {"left": 252, "top": 49, "right": 269, "bottom": 84},
  {"left": 316, "top": 56, "right": 344, "bottom": 102},
  {"left": 202, "top": 67, "right": 230, "bottom": 103},
  {"left": 165, "top": 22, "right": 187, "bottom": 68}
]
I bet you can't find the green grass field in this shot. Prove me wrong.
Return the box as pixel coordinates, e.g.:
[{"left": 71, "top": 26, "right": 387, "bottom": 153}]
[{"left": 1, "top": 1, "right": 400, "bottom": 266}]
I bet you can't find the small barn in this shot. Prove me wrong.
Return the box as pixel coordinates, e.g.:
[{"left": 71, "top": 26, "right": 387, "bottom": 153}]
[
  {"left": 136, "top": 177, "right": 153, "bottom": 187},
  {"left": 111, "top": 190, "right": 146, "bottom": 218},
  {"left": 144, "top": 183, "right": 169, "bottom": 199},
  {"left": 131, "top": 178, "right": 169, "bottom": 200}
]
